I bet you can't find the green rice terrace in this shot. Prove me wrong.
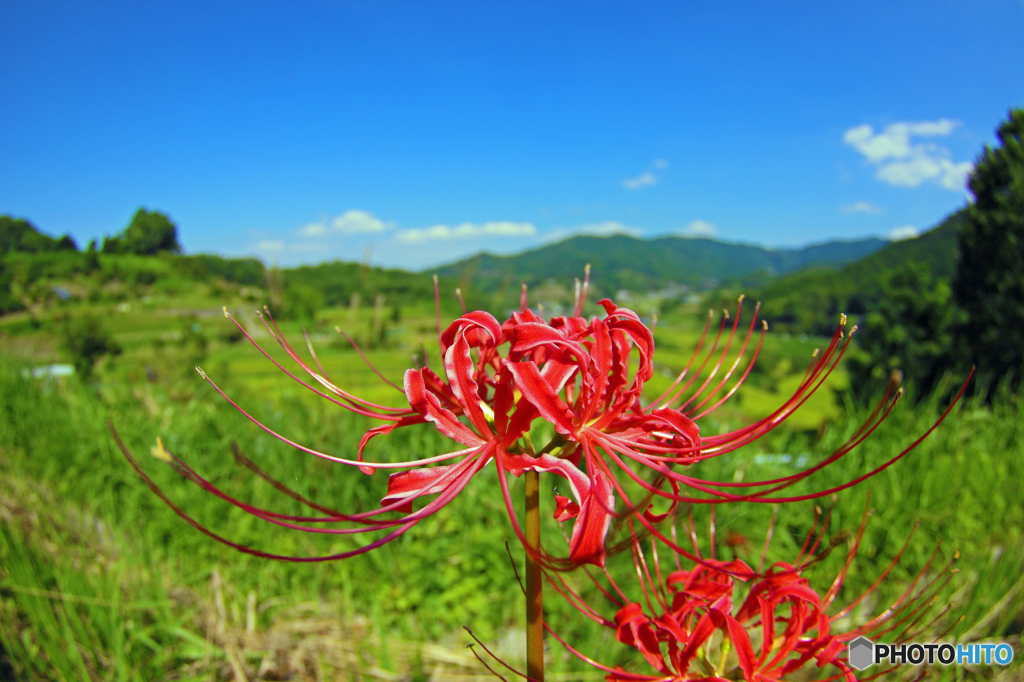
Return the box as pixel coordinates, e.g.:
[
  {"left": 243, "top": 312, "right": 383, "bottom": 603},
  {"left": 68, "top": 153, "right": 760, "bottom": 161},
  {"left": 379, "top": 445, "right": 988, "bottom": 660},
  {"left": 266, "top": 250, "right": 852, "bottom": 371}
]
[{"left": 1, "top": 196, "right": 1023, "bottom": 680}]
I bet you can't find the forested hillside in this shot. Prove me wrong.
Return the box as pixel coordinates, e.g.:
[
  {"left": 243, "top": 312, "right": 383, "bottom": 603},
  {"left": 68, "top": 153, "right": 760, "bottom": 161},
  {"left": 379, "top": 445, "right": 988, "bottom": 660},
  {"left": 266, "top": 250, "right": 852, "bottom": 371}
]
[{"left": 434, "top": 233, "right": 886, "bottom": 299}]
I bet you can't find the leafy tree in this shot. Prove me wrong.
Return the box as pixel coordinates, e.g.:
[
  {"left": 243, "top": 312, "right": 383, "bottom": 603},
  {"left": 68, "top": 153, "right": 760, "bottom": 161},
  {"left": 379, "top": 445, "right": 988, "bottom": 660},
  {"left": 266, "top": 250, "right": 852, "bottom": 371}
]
[
  {"left": 62, "top": 316, "right": 122, "bottom": 381},
  {"left": 953, "top": 109, "right": 1024, "bottom": 391},
  {"left": 83, "top": 239, "right": 101, "bottom": 273},
  {"left": 102, "top": 208, "right": 182, "bottom": 255},
  {"left": 0, "top": 261, "right": 24, "bottom": 314},
  {"left": 848, "top": 263, "right": 962, "bottom": 401},
  {"left": 0, "top": 215, "right": 78, "bottom": 255}
]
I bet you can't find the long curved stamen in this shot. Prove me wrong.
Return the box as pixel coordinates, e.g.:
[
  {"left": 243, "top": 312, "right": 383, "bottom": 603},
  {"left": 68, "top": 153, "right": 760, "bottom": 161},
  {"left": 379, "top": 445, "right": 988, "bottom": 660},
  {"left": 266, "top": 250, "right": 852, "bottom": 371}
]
[
  {"left": 660, "top": 308, "right": 732, "bottom": 410},
  {"left": 198, "top": 369, "right": 479, "bottom": 470},
  {"left": 263, "top": 307, "right": 406, "bottom": 402},
  {"left": 653, "top": 308, "right": 714, "bottom": 408},
  {"left": 676, "top": 296, "right": 746, "bottom": 412},
  {"left": 224, "top": 309, "right": 407, "bottom": 416},
  {"left": 690, "top": 318, "right": 767, "bottom": 420},
  {"left": 333, "top": 326, "right": 403, "bottom": 392},
  {"left": 684, "top": 301, "right": 762, "bottom": 417}
]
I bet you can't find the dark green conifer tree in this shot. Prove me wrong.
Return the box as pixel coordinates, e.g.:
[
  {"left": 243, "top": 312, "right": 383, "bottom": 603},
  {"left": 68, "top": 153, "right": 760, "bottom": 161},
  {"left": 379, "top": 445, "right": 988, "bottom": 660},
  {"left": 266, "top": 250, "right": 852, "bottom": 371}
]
[{"left": 953, "top": 109, "right": 1024, "bottom": 392}]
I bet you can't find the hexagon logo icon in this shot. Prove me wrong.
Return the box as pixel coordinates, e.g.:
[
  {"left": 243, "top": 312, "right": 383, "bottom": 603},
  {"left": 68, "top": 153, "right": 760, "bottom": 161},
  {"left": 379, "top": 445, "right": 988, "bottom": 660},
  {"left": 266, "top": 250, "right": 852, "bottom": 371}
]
[{"left": 848, "top": 636, "right": 874, "bottom": 670}]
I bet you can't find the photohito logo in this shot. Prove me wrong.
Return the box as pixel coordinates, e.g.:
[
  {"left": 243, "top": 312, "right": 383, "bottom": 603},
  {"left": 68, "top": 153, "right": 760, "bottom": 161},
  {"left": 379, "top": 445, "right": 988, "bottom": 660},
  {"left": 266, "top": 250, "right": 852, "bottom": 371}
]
[{"left": 847, "top": 637, "right": 1015, "bottom": 670}]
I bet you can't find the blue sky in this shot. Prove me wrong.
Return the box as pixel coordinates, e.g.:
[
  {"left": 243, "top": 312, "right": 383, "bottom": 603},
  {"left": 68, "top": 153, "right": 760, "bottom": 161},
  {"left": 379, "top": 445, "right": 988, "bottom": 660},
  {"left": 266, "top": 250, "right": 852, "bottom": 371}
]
[{"left": 2, "top": 1, "right": 1022, "bottom": 271}]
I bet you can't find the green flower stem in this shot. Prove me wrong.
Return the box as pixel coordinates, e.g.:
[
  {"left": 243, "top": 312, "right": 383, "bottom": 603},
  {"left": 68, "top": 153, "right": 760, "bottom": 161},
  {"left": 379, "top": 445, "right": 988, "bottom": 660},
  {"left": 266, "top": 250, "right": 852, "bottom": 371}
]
[{"left": 525, "top": 469, "right": 544, "bottom": 681}]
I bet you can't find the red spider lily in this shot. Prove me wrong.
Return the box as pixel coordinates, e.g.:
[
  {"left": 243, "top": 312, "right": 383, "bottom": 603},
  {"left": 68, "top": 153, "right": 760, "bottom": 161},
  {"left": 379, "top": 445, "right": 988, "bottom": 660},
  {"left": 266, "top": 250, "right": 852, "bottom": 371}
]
[
  {"left": 115, "top": 268, "right": 970, "bottom": 569},
  {"left": 531, "top": 503, "right": 961, "bottom": 682}
]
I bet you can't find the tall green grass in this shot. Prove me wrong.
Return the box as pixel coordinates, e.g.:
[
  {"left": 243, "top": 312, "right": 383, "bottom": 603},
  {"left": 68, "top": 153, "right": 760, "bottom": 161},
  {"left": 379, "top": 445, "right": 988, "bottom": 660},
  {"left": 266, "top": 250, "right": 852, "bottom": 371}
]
[{"left": 1, "top": 358, "right": 1021, "bottom": 679}]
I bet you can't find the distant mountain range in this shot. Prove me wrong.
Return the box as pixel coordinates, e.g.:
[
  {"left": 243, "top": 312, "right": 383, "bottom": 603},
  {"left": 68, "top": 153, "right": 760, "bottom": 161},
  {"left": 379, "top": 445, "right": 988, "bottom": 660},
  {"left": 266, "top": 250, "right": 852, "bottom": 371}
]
[{"left": 433, "top": 234, "right": 888, "bottom": 298}]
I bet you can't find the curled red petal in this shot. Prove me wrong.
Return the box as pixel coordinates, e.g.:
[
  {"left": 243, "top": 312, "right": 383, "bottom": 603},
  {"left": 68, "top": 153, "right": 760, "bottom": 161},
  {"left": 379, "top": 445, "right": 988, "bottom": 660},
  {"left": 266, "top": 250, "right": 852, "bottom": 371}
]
[
  {"left": 650, "top": 407, "right": 701, "bottom": 446},
  {"left": 405, "top": 369, "right": 485, "bottom": 447},
  {"left": 382, "top": 462, "right": 475, "bottom": 509},
  {"left": 568, "top": 470, "right": 614, "bottom": 567},
  {"left": 507, "top": 361, "right": 576, "bottom": 435},
  {"left": 553, "top": 494, "right": 580, "bottom": 521},
  {"left": 445, "top": 335, "right": 494, "bottom": 438}
]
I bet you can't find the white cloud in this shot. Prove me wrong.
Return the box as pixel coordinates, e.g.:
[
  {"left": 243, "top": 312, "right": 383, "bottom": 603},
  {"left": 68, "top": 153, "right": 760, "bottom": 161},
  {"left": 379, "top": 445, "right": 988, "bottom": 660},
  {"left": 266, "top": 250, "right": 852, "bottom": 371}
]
[
  {"left": 622, "top": 172, "right": 658, "bottom": 190},
  {"left": 300, "top": 222, "right": 327, "bottom": 237},
  {"left": 395, "top": 221, "right": 536, "bottom": 244},
  {"left": 652, "top": 158, "right": 669, "bottom": 169},
  {"left": 840, "top": 201, "right": 884, "bottom": 215},
  {"left": 887, "top": 225, "right": 920, "bottom": 241},
  {"left": 254, "top": 240, "right": 285, "bottom": 253},
  {"left": 678, "top": 220, "right": 717, "bottom": 237},
  {"left": 332, "top": 209, "right": 391, "bottom": 234},
  {"left": 843, "top": 119, "right": 972, "bottom": 191},
  {"left": 877, "top": 157, "right": 973, "bottom": 190}
]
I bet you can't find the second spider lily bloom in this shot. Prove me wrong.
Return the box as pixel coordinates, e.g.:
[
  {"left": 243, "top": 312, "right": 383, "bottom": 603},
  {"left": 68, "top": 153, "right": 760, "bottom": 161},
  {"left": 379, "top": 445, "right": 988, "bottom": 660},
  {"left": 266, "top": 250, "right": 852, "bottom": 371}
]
[{"left": 540, "top": 504, "right": 961, "bottom": 682}]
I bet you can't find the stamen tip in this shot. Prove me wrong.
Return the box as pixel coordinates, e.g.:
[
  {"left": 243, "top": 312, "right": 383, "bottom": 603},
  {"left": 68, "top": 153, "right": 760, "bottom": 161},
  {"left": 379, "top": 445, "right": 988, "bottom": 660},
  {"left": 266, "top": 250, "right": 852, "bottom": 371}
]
[
  {"left": 737, "top": 293, "right": 745, "bottom": 303},
  {"left": 762, "top": 320, "right": 768, "bottom": 331},
  {"left": 433, "top": 274, "right": 438, "bottom": 284},
  {"left": 195, "top": 366, "right": 207, "bottom": 379},
  {"left": 222, "top": 306, "right": 230, "bottom": 318},
  {"left": 839, "top": 313, "right": 848, "bottom": 326},
  {"left": 584, "top": 263, "right": 591, "bottom": 274},
  {"left": 953, "top": 550, "right": 960, "bottom": 560}
]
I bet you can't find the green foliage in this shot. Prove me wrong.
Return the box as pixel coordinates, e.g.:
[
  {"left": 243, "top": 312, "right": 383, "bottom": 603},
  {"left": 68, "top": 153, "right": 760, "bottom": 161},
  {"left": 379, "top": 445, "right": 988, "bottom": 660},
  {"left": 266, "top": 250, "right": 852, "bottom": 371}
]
[
  {"left": 753, "top": 209, "right": 964, "bottom": 334},
  {"left": 954, "top": 108, "right": 1024, "bottom": 393},
  {"left": 284, "top": 261, "right": 442, "bottom": 308},
  {"left": 847, "top": 263, "right": 963, "bottom": 400},
  {"left": 177, "top": 253, "right": 265, "bottom": 287},
  {"left": 0, "top": 522, "right": 187, "bottom": 681},
  {"left": 0, "top": 215, "right": 78, "bottom": 256},
  {"left": 0, "top": 261, "right": 24, "bottom": 314},
  {"left": 61, "top": 316, "right": 122, "bottom": 380},
  {"left": 102, "top": 208, "right": 181, "bottom": 256}
]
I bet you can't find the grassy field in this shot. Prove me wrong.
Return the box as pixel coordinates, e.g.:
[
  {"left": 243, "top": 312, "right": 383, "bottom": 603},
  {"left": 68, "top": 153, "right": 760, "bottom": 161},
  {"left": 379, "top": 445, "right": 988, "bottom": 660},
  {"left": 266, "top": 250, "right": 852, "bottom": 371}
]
[{"left": 1, "top": 289, "right": 1022, "bottom": 680}]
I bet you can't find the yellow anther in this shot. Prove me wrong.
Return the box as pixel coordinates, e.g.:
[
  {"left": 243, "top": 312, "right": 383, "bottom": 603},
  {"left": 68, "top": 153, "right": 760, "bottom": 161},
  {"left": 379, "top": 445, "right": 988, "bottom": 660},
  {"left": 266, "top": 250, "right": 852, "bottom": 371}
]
[{"left": 151, "top": 437, "right": 172, "bottom": 463}]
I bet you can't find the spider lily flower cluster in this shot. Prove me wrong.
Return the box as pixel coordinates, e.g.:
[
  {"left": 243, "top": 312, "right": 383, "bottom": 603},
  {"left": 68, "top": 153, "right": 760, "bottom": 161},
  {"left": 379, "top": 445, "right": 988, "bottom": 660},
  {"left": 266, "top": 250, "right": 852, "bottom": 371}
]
[
  {"left": 117, "top": 270, "right": 962, "bottom": 570},
  {"left": 503, "top": 504, "right": 961, "bottom": 682}
]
